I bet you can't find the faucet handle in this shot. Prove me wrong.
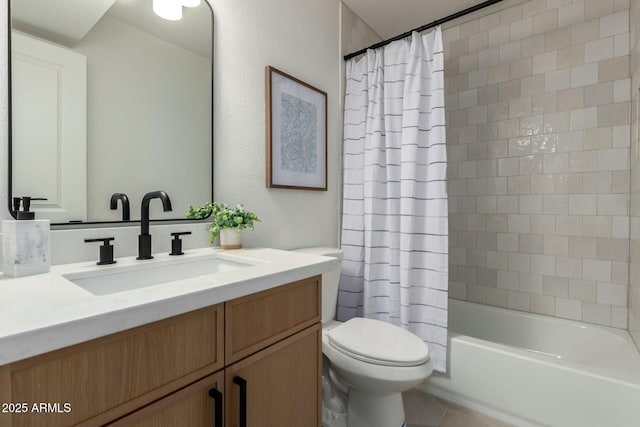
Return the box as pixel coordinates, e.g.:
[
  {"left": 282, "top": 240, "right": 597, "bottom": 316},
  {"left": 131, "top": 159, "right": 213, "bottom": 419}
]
[
  {"left": 85, "top": 237, "right": 116, "bottom": 265},
  {"left": 170, "top": 231, "right": 191, "bottom": 256}
]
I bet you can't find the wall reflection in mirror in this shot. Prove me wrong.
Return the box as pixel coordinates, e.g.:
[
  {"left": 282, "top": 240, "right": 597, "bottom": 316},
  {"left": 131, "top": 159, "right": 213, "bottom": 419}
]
[{"left": 9, "top": 0, "right": 213, "bottom": 224}]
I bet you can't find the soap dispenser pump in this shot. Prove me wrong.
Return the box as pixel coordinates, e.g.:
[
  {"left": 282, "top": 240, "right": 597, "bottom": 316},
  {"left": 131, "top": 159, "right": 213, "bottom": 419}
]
[{"left": 2, "top": 196, "right": 51, "bottom": 277}]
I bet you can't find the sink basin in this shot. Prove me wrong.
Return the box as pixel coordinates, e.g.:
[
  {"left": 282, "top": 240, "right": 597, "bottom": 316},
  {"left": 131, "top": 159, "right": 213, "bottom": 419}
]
[{"left": 64, "top": 255, "right": 254, "bottom": 295}]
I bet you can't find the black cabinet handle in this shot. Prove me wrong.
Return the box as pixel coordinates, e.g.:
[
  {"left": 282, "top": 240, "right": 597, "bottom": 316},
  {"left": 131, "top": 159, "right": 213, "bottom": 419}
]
[
  {"left": 233, "top": 376, "right": 247, "bottom": 427},
  {"left": 208, "top": 388, "right": 223, "bottom": 427}
]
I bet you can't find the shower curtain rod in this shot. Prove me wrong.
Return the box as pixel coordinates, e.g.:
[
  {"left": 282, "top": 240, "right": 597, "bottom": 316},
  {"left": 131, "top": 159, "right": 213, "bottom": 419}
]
[{"left": 343, "top": 0, "right": 504, "bottom": 61}]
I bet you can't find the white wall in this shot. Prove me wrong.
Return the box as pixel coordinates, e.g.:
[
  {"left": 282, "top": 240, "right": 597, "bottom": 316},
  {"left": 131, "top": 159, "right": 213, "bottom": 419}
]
[
  {"left": 211, "top": 0, "right": 342, "bottom": 250},
  {"left": 0, "top": 0, "right": 342, "bottom": 264}
]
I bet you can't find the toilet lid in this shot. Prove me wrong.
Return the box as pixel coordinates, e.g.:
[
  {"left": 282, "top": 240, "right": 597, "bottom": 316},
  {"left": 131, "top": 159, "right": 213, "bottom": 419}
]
[{"left": 327, "top": 318, "right": 430, "bottom": 367}]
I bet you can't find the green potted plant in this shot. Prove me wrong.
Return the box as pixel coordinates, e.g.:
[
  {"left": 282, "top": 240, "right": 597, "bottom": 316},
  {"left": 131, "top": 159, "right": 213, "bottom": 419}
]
[{"left": 186, "top": 202, "right": 260, "bottom": 249}]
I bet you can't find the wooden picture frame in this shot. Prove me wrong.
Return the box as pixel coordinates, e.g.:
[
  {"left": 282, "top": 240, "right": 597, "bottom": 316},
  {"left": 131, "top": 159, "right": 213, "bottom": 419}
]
[{"left": 266, "top": 66, "right": 327, "bottom": 191}]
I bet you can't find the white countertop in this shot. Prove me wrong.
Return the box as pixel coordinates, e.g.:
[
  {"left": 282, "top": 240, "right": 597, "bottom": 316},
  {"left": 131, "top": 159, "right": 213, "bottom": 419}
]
[{"left": 0, "top": 247, "right": 338, "bottom": 365}]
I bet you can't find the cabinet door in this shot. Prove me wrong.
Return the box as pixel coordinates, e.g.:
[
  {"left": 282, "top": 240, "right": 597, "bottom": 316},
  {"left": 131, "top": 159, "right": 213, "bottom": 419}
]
[
  {"left": 108, "top": 371, "right": 224, "bottom": 427},
  {"left": 225, "top": 324, "right": 321, "bottom": 427}
]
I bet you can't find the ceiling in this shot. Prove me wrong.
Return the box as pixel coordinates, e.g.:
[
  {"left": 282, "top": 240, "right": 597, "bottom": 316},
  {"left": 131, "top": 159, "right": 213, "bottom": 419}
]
[{"left": 342, "top": 0, "right": 490, "bottom": 39}]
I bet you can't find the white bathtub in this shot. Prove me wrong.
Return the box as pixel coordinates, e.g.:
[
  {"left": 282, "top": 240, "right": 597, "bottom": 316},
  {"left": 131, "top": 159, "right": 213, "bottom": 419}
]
[{"left": 422, "top": 299, "right": 640, "bottom": 427}]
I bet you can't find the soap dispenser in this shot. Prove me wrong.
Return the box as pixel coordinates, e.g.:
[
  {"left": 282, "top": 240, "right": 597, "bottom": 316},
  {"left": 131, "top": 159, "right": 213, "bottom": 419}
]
[{"left": 2, "top": 197, "right": 51, "bottom": 277}]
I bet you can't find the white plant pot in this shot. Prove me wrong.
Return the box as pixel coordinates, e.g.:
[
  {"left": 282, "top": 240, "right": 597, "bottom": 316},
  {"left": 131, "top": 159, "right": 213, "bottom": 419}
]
[{"left": 219, "top": 228, "right": 242, "bottom": 249}]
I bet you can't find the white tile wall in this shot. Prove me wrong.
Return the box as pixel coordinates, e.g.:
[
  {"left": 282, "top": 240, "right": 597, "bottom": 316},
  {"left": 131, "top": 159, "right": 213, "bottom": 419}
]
[{"left": 445, "top": 0, "right": 631, "bottom": 328}]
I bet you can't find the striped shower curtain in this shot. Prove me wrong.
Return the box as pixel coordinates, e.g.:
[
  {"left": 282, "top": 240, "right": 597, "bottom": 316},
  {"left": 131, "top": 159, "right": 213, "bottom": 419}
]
[{"left": 338, "top": 28, "right": 449, "bottom": 372}]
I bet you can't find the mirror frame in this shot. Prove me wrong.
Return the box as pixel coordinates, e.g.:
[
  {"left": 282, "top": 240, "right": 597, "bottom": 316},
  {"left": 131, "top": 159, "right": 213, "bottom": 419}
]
[{"left": 6, "top": 0, "right": 214, "bottom": 227}]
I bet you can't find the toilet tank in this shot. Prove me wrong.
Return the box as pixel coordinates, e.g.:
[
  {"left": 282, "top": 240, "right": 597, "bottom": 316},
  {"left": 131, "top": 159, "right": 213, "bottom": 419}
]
[{"left": 293, "top": 247, "right": 342, "bottom": 324}]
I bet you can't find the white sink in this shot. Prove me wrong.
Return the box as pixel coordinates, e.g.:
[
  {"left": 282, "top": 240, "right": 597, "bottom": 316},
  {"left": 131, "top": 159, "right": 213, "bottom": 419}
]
[{"left": 64, "top": 254, "right": 254, "bottom": 295}]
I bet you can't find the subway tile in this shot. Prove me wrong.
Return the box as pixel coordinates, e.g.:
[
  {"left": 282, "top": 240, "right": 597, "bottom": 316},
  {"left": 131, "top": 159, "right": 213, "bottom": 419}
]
[
  {"left": 487, "top": 251, "right": 508, "bottom": 270},
  {"left": 599, "top": 10, "right": 629, "bottom": 38},
  {"left": 557, "top": 88, "right": 585, "bottom": 111},
  {"left": 612, "top": 260, "right": 628, "bottom": 285},
  {"left": 544, "top": 111, "right": 571, "bottom": 133},
  {"left": 498, "top": 157, "right": 520, "bottom": 176},
  {"left": 508, "top": 290, "right": 532, "bottom": 311},
  {"left": 597, "top": 194, "right": 628, "bottom": 216},
  {"left": 544, "top": 235, "right": 569, "bottom": 256},
  {"left": 545, "top": 69, "right": 571, "bottom": 92},
  {"left": 478, "top": 85, "right": 499, "bottom": 106},
  {"left": 498, "top": 232, "right": 519, "bottom": 252},
  {"left": 571, "top": 19, "right": 599, "bottom": 45},
  {"left": 582, "top": 302, "right": 611, "bottom": 326},
  {"left": 582, "top": 215, "right": 612, "bottom": 237},
  {"left": 520, "top": 194, "right": 543, "bottom": 214},
  {"left": 532, "top": 92, "right": 558, "bottom": 114},
  {"left": 597, "top": 148, "right": 629, "bottom": 171},
  {"left": 521, "top": 34, "right": 546, "bottom": 58},
  {"left": 486, "top": 287, "right": 508, "bottom": 307},
  {"left": 521, "top": 115, "right": 544, "bottom": 136},
  {"left": 583, "top": 172, "right": 612, "bottom": 193},
  {"left": 510, "top": 57, "right": 533, "bottom": 80},
  {"left": 532, "top": 294, "right": 556, "bottom": 315},
  {"left": 611, "top": 306, "right": 627, "bottom": 329},
  {"left": 534, "top": 9, "right": 559, "bottom": 34},
  {"left": 477, "top": 196, "right": 497, "bottom": 214},
  {"left": 613, "top": 79, "right": 631, "bottom": 103},
  {"left": 488, "top": 63, "right": 510, "bottom": 85},
  {"left": 468, "top": 105, "right": 488, "bottom": 124},
  {"left": 570, "top": 63, "right": 599, "bottom": 87},
  {"left": 614, "top": 0, "right": 629, "bottom": 12},
  {"left": 547, "top": 0, "right": 572, "bottom": 9},
  {"left": 478, "top": 122, "right": 498, "bottom": 141},
  {"left": 509, "top": 252, "right": 532, "bottom": 272},
  {"left": 508, "top": 214, "right": 531, "bottom": 233},
  {"left": 500, "top": 41, "right": 522, "bottom": 63},
  {"left": 555, "top": 214, "right": 583, "bottom": 236},
  {"left": 556, "top": 297, "right": 582, "bottom": 320},
  {"left": 569, "top": 236, "right": 597, "bottom": 258},
  {"left": 469, "top": 32, "right": 489, "bottom": 53},
  {"left": 583, "top": 127, "right": 612, "bottom": 150},
  {"left": 468, "top": 68, "right": 489, "bottom": 88},
  {"left": 555, "top": 256, "right": 583, "bottom": 278},
  {"left": 477, "top": 159, "right": 498, "bottom": 177},
  {"left": 467, "top": 285, "right": 487, "bottom": 304},
  {"left": 460, "top": 53, "right": 479, "bottom": 73},
  {"left": 544, "top": 194, "right": 569, "bottom": 214},
  {"left": 458, "top": 89, "right": 478, "bottom": 109},
  {"left": 569, "top": 106, "right": 598, "bottom": 130},
  {"left": 611, "top": 171, "right": 629, "bottom": 193},
  {"left": 584, "top": 37, "right": 614, "bottom": 63},
  {"left": 598, "top": 102, "right": 630, "bottom": 127},
  {"left": 510, "top": 17, "right": 533, "bottom": 41},
  {"left": 584, "top": 0, "right": 614, "bottom": 20},
  {"left": 532, "top": 51, "right": 558, "bottom": 75},
  {"left": 508, "top": 176, "right": 532, "bottom": 194},
  {"left": 486, "top": 214, "right": 508, "bottom": 232},
  {"left": 583, "top": 258, "right": 612, "bottom": 282},
  {"left": 488, "top": 102, "right": 509, "bottom": 122},
  {"left": 584, "top": 82, "right": 613, "bottom": 107},
  {"left": 543, "top": 275, "right": 569, "bottom": 297},
  {"left": 532, "top": 133, "right": 559, "bottom": 154},
  {"left": 597, "top": 237, "right": 629, "bottom": 261},
  {"left": 478, "top": 47, "right": 500, "bottom": 69},
  {"left": 569, "top": 279, "right": 598, "bottom": 302},
  {"left": 523, "top": 0, "right": 547, "bottom": 18},
  {"left": 489, "top": 25, "right": 510, "bottom": 48},
  {"left": 613, "top": 32, "right": 629, "bottom": 57},
  {"left": 598, "top": 56, "right": 629, "bottom": 83},
  {"left": 487, "top": 176, "right": 508, "bottom": 194},
  {"left": 531, "top": 174, "right": 556, "bottom": 194},
  {"left": 498, "top": 118, "right": 521, "bottom": 139},
  {"left": 558, "top": 2, "right": 585, "bottom": 28},
  {"left": 500, "top": 5, "right": 523, "bottom": 25},
  {"left": 531, "top": 254, "right": 556, "bottom": 275},
  {"left": 543, "top": 153, "right": 569, "bottom": 173},
  {"left": 569, "top": 151, "right": 598, "bottom": 172},
  {"left": 569, "top": 194, "right": 597, "bottom": 215},
  {"left": 545, "top": 27, "right": 572, "bottom": 51},
  {"left": 557, "top": 131, "right": 583, "bottom": 152},
  {"left": 597, "top": 282, "right": 627, "bottom": 306},
  {"left": 468, "top": 178, "right": 488, "bottom": 195},
  {"left": 521, "top": 74, "right": 546, "bottom": 98},
  {"left": 509, "top": 97, "right": 532, "bottom": 118},
  {"left": 449, "top": 281, "right": 467, "bottom": 300},
  {"left": 497, "top": 270, "right": 520, "bottom": 290},
  {"left": 532, "top": 214, "right": 556, "bottom": 234},
  {"left": 556, "top": 44, "right": 585, "bottom": 69},
  {"left": 612, "top": 216, "right": 629, "bottom": 239},
  {"left": 500, "top": 80, "right": 523, "bottom": 102},
  {"left": 520, "top": 272, "right": 543, "bottom": 293}
]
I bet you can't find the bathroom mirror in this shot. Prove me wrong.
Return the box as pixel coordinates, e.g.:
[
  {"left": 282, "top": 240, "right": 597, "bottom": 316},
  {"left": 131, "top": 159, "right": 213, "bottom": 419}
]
[{"left": 8, "top": 0, "right": 213, "bottom": 225}]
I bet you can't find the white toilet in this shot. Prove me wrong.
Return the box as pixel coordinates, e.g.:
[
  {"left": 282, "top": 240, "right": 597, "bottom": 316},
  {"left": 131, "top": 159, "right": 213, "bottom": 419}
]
[{"left": 295, "top": 247, "right": 433, "bottom": 427}]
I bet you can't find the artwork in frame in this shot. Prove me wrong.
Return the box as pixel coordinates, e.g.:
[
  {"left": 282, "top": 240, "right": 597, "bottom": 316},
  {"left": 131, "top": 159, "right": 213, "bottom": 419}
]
[{"left": 266, "top": 66, "right": 327, "bottom": 190}]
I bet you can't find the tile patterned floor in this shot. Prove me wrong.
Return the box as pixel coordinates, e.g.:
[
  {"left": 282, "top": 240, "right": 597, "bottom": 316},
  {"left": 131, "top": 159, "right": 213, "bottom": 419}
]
[{"left": 403, "top": 390, "right": 515, "bottom": 427}]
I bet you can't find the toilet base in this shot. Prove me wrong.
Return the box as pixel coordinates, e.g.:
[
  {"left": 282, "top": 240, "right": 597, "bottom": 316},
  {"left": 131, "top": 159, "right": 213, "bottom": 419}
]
[{"left": 347, "top": 389, "right": 405, "bottom": 427}]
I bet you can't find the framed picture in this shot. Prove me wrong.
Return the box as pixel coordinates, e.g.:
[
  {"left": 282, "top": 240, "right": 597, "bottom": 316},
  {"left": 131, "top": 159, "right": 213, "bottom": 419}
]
[{"left": 266, "top": 66, "right": 327, "bottom": 190}]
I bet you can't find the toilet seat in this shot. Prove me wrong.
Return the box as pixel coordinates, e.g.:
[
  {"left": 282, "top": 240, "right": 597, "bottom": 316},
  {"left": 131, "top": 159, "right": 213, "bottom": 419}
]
[{"left": 327, "top": 318, "right": 430, "bottom": 367}]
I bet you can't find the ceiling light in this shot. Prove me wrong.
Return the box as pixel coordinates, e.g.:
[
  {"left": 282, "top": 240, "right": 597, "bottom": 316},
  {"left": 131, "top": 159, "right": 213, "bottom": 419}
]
[
  {"left": 182, "top": 0, "right": 201, "bottom": 7},
  {"left": 153, "top": 0, "right": 182, "bottom": 21}
]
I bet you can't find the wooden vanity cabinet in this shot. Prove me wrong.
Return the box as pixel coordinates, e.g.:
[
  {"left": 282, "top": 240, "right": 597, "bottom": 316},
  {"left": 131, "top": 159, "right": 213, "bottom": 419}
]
[{"left": 0, "top": 275, "right": 321, "bottom": 427}]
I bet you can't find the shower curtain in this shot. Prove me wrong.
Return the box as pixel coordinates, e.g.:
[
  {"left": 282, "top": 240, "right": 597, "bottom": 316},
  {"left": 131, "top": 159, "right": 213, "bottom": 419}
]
[{"left": 338, "top": 28, "right": 448, "bottom": 372}]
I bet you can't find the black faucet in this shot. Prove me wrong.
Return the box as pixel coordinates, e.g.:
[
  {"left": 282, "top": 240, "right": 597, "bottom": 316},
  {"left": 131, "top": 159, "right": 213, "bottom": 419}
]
[
  {"left": 137, "top": 191, "right": 172, "bottom": 260},
  {"left": 110, "top": 193, "right": 130, "bottom": 221}
]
